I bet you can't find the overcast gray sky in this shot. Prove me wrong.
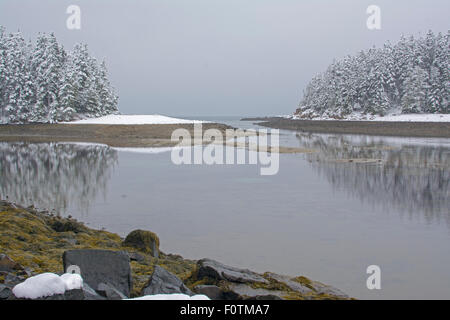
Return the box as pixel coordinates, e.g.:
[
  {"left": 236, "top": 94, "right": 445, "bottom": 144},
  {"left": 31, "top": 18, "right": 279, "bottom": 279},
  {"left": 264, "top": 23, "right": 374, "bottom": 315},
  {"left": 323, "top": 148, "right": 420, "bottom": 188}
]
[{"left": 0, "top": 0, "right": 449, "bottom": 116}]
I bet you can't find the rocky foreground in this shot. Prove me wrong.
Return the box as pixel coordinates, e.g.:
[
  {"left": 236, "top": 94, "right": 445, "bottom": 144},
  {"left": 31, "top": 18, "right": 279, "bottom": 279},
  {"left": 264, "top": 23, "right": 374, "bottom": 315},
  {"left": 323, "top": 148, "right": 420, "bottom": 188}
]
[{"left": 0, "top": 200, "right": 350, "bottom": 300}]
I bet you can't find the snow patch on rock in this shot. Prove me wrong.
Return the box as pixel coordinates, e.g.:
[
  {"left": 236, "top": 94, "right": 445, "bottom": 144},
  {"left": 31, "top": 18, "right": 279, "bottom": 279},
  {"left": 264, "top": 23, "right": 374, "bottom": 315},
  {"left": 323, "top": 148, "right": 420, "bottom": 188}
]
[{"left": 12, "top": 273, "right": 83, "bottom": 299}]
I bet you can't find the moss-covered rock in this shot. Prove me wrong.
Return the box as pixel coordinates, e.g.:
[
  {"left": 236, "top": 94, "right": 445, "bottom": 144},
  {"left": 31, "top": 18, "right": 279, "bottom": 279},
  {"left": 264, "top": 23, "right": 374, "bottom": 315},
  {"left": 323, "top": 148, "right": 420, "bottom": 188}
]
[
  {"left": 0, "top": 200, "right": 351, "bottom": 300},
  {"left": 49, "top": 218, "right": 87, "bottom": 233},
  {"left": 0, "top": 201, "right": 195, "bottom": 297},
  {"left": 122, "top": 229, "right": 160, "bottom": 257}
]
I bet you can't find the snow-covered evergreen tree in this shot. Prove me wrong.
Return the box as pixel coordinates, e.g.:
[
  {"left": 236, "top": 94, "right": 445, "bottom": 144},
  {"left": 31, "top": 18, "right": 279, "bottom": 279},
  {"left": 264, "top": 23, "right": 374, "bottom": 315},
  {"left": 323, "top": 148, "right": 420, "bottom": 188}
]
[
  {"left": 0, "top": 26, "right": 118, "bottom": 124},
  {"left": 296, "top": 31, "right": 450, "bottom": 119},
  {"left": 401, "top": 66, "right": 429, "bottom": 113}
]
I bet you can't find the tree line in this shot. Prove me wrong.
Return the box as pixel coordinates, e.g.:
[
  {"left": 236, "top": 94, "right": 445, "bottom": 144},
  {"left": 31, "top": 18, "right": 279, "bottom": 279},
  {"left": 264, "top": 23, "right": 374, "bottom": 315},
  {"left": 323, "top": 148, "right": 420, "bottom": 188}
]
[
  {"left": 0, "top": 26, "right": 118, "bottom": 124},
  {"left": 296, "top": 31, "right": 449, "bottom": 119}
]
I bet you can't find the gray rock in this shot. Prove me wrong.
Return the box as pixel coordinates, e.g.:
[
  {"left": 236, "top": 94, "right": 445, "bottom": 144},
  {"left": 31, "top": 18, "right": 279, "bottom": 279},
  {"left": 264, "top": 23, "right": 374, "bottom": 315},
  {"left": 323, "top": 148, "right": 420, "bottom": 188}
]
[
  {"left": 96, "top": 282, "right": 128, "bottom": 300},
  {"left": 245, "top": 295, "right": 283, "bottom": 300},
  {"left": 2, "top": 272, "right": 25, "bottom": 286},
  {"left": 40, "top": 294, "right": 66, "bottom": 300},
  {"left": 265, "top": 272, "right": 313, "bottom": 295},
  {"left": 64, "top": 289, "right": 85, "bottom": 300},
  {"left": 127, "top": 252, "right": 145, "bottom": 263},
  {"left": 309, "top": 281, "right": 349, "bottom": 298},
  {"left": 80, "top": 282, "right": 106, "bottom": 300},
  {"left": 0, "top": 254, "right": 23, "bottom": 272},
  {"left": 62, "top": 249, "right": 132, "bottom": 297},
  {"left": 194, "top": 285, "right": 225, "bottom": 300},
  {"left": 0, "top": 284, "right": 12, "bottom": 300},
  {"left": 197, "top": 259, "right": 268, "bottom": 284},
  {"left": 62, "top": 282, "right": 106, "bottom": 300},
  {"left": 141, "top": 265, "right": 192, "bottom": 296},
  {"left": 10, "top": 293, "right": 66, "bottom": 300},
  {"left": 227, "top": 283, "right": 285, "bottom": 300}
]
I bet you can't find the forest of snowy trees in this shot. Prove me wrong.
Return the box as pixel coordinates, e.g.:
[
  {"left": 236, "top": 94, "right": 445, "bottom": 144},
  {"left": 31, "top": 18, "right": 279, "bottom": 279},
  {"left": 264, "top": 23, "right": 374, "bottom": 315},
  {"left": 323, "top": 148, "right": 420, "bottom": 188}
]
[
  {"left": 0, "top": 26, "right": 118, "bottom": 124},
  {"left": 296, "top": 31, "right": 449, "bottom": 119}
]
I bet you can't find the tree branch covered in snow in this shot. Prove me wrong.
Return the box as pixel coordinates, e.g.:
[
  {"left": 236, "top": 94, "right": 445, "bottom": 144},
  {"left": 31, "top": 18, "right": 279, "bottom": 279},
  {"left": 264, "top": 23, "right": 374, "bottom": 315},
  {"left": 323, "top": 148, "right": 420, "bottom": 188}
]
[
  {"left": 296, "top": 31, "right": 450, "bottom": 119},
  {"left": 0, "top": 26, "right": 119, "bottom": 124}
]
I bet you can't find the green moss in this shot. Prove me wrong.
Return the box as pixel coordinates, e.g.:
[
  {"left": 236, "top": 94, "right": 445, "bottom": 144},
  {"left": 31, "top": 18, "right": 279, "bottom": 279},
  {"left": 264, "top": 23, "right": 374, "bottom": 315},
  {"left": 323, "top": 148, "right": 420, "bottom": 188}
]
[
  {"left": 0, "top": 202, "right": 197, "bottom": 298},
  {"left": 48, "top": 217, "right": 87, "bottom": 233},
  {"left": 122, "top": 229, "right": 160, "bottom": 256},
  {"left": 184, "top": 267, "right": 218, "bottom": 289},
  {"left": 292, "top": 276, "right": 315, "bottom": 290},
  {"left": 0, "top": 201, "right": 349, "bottom": 300},
  {"left": 251, "top": 274, "right": 292, "bottom": 292}
]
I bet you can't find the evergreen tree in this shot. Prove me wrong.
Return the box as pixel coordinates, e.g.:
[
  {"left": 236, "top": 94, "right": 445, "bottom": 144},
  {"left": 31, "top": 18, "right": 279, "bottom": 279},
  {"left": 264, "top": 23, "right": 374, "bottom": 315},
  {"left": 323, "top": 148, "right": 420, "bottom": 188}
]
[
  {"left": 401, "top": 66, "right": 429, "bottom": 113},
  {"left": 0, "top": 26, "right": 119, "bottom": 123},
  {"left": 296, "top": 30, "right": 449, "bottom": 119}
]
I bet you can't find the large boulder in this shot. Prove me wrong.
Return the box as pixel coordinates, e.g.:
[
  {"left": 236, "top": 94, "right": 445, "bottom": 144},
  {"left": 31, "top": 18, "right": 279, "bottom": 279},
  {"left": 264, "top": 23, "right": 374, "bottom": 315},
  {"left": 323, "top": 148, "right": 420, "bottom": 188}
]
[
  {"left": 122, "top": 230, "right": 160, "bottom": 257},
  {"left": 197, "top": 259, "right": 268, "bottom": 284},
  {"left": 62, "top": 249, "right": 132, "bottom": 297},
  {"left": 141, "top": 265, "right": 192, "bottom": 296},
  {"left": 0, "top": 254, "right": 23, "bottom": 273}
]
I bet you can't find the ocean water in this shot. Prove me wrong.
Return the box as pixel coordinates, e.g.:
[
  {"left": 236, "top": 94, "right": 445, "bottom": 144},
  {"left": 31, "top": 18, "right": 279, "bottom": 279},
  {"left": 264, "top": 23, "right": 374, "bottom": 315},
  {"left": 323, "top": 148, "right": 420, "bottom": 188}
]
[{"left": 1, "top": 117, "right": 449, "bottom": 299}]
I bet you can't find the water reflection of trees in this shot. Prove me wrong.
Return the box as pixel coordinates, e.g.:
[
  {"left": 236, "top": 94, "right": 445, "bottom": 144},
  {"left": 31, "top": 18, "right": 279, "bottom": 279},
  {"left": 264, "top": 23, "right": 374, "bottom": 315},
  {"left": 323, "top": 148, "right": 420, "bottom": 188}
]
[
  {"left": 0, "top": 142, "right": 118, "bottom": 215},
  {"left": 296, "top": 133, "right": 450, "bottom": 227}
]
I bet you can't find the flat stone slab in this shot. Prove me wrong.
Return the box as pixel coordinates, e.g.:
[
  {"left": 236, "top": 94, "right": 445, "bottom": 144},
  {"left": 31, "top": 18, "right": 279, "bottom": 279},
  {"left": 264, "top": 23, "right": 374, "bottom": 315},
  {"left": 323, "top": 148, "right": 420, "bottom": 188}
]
[
  {"left": 62, "top": 249, "right": 132, "bottom": 297},
  {"left": 197, "top": 259, "right": 268, "bottom": 284}
]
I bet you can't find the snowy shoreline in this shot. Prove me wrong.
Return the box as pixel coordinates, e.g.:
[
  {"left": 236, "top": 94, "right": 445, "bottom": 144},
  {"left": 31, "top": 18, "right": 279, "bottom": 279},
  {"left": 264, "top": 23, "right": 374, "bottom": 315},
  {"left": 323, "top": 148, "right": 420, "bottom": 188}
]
[
  {"left": 290, "top": 113, "right": 450, "bottom": 123},
  {"left": 63, "top": 114, "right": 205, "bottom": 125},
  {"left": 254, "top": 116, "right": 450, "bottom": 138}
]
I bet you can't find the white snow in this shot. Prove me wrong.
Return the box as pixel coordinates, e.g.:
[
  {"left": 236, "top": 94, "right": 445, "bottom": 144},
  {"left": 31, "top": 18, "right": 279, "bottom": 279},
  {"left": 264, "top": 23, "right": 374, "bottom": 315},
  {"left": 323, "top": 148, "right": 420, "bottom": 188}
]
[
  {"left": 127, "top": 294, "right": 210, "bottom": 300},
  {"left": 63, "top": 114, "right": 205, "bottom": 125},
  {"left": 12, "top": 273, "right": 65, "bottom": 299},
  {"left": 12, "top": 273, "right": 83, "bottom": 299},
  {"left": 370, "top": 113, "right": 450, "bottom": 122},
  {"left": 291, "top": 113, "right": 450, "bottom": 122},
  {"left": 60, "top": 273, "right": 84, "bottom": 291}
]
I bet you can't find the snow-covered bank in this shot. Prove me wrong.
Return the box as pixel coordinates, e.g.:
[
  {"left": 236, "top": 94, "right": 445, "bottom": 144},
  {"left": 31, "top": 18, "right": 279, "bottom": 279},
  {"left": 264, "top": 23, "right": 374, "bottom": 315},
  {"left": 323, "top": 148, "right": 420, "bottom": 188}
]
[
  {"left": 291, "top": 113, "right": 450, "bottom": 122},
  {"left": 370, "top": 113, "right": 450, "bottom": 122},
  {"left": 63, "top": 114, "right": 205, "bottom": 125}
]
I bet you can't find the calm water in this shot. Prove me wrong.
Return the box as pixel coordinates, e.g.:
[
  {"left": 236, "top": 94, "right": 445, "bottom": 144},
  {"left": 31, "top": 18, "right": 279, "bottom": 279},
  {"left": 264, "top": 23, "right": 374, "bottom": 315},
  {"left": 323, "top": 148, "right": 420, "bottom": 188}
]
[{"left": 1, "top": 118, "right": 449, "bottom": 299}]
